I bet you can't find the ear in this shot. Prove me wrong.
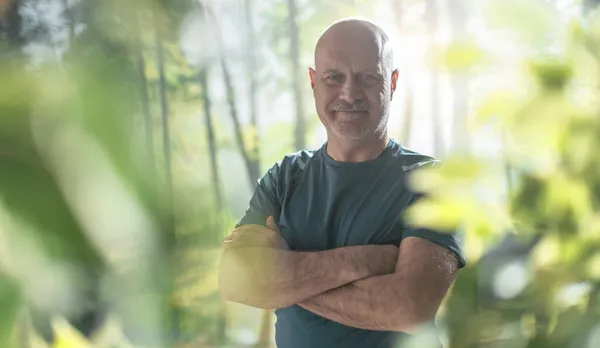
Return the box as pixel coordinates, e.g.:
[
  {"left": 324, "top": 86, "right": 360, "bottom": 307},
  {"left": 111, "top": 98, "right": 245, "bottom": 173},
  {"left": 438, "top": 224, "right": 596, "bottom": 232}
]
[
  {"left": 390, "top": 69, "right": 399, "bottom": 100},
  {"left": 309, "top": 67, "right": 316, "bottom": 89}
]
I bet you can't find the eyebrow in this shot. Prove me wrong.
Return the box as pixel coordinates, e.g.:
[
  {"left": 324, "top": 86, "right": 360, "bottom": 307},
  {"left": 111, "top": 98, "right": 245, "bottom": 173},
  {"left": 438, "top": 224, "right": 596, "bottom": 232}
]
[{"left": 321, "top": 69, "right": 383, "bottom": 75}]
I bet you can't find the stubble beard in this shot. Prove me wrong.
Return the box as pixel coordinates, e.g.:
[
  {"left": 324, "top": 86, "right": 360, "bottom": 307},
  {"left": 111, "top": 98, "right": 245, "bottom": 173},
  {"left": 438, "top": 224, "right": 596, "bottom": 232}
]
[{"left": 326, "top": 111, "right": 388, "bottom": 144}]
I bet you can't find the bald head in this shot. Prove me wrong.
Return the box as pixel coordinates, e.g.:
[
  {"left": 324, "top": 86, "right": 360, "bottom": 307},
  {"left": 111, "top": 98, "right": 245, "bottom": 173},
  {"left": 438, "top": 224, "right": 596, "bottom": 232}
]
[
  {"left": 308, "top": 18, "right": 399, "bottom": 144},
  {"left": 315, "top": 18, "right": 394, "bottom": 73}
]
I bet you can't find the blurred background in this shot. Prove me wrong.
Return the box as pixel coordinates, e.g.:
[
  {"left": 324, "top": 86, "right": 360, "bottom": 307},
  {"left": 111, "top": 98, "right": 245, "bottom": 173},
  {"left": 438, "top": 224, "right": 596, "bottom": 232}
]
[{"left": 2, "top": 0, "right": 600, "bottom": 347}]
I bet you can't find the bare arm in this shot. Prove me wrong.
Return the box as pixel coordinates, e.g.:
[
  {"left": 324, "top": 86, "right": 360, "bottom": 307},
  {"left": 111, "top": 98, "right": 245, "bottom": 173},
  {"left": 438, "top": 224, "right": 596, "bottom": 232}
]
[
  {"left": 298, "top": 237, "right": 459, "bottom": 332},
  {"left": 218, "top": 224, "right": 398, "bottom": 309}
]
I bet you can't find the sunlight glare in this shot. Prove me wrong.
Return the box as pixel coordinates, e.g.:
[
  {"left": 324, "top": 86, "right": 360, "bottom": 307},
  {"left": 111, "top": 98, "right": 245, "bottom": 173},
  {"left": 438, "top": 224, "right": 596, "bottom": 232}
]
[{"left": 493, "top": 260, "right": 530, "bottom": 299}]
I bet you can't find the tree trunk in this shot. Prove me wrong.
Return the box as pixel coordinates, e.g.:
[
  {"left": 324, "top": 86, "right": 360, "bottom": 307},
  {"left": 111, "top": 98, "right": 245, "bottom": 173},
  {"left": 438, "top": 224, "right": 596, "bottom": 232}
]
[
  {"left": 287, "top": 0, "right": 305, "bottom": 151},
  {"left": 447, "top": 0, "right": 470, "bottom": 154},
  {"left": 209, "top": 5, "right": 271, "bottom": 345},
  {"left": 199, "top": 69, "right": 223, "bottom": 237},
  {"left": 245, "top": 0, "right": 260, "bottom": 177},
  {"left": 219, "top": 56, "right": 261, "bottom": 187},
  {"left": 155, "top": 19, "right": 173, "bottom": 199},
  {"left": 208, "top": 5, "right": 260, "bottom": 184},
  {"left": 61, "top": 0, "right": 75, "bottom": 43},
  {"left": 2, "top": 0, "right": 24, "bottom": 48},
  {"left": 135, "top": 14, "right": 155, "bottom": 178},
  {"left": 425, "top": 0, "right": 444, "bottom": 158},
  {"left": 199, "top": 67, "right": 228, "bottom": 345},
  {"left": 154, "top": 13, "right": 179, "bottom": 341}
]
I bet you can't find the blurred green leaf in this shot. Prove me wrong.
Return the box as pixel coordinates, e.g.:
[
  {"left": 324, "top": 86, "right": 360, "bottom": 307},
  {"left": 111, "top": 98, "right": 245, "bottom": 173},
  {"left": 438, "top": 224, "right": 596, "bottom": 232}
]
[
  {"left": 0, "top": 275, "right": 21, "bottom": 348},
  {"left": 586, "top": 254, "right": 600, "bottom": 280},
  {"left": 482, "top": 0, "right": 559, "bottom": 49},
  {"left": 475, "top": 89, "right": 525, "bottom": 125},
  {"left": 440, "top": 40, "right": 488, "bottom": 72},
  {"left": 528, "top": 58, "right": 573, "bottom": 91}
]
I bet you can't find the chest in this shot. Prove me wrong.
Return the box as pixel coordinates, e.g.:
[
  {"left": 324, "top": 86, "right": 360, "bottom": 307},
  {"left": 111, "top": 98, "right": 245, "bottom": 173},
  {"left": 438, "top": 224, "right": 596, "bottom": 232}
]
[{"left": 277, "top": 166, "right": 414, "bottom": 251}]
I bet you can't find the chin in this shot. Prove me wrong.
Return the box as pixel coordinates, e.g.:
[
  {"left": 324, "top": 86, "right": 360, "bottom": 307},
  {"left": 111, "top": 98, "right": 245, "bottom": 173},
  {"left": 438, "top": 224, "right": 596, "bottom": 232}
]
[{"left": 332, "top": 127, "right": 371, "bottom": 141}]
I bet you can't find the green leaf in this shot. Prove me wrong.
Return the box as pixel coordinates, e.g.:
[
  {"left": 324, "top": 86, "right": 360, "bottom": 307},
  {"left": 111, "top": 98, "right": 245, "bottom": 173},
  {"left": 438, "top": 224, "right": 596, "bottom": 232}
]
[
  {"left": 0, "top": 275, "right": 21, "bottom": 348},
  {"left": 528, "top": 58, "right": 573, "bottom": 91},
  {"left": 440, "top": 40, "right": 488, "bottom": 72}
]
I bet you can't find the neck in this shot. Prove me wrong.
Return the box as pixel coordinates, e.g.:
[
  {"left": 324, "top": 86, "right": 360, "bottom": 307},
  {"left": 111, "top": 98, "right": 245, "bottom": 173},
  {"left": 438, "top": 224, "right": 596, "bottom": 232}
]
[{"left": 326, "top": 132, "right": 390, "bottom": 163}]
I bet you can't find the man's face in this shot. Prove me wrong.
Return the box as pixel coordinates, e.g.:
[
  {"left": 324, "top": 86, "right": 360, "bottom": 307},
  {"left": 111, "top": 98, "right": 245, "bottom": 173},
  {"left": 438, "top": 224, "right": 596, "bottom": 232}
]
[{"left": 310, "top": 28, "right": 398, "bottom": 142}]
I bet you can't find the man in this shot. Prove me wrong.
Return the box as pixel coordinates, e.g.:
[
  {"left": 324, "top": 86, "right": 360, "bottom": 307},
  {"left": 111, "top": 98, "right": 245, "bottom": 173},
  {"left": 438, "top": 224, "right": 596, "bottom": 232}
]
[{"left": 218, "top": 18, "right": 466, "bottom": 348}]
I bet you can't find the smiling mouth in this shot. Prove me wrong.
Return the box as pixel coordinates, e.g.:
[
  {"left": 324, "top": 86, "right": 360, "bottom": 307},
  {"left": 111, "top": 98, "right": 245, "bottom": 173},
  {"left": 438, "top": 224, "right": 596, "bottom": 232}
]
[{"left": 333, "top": 111, "right": 367, "bottom": 120}]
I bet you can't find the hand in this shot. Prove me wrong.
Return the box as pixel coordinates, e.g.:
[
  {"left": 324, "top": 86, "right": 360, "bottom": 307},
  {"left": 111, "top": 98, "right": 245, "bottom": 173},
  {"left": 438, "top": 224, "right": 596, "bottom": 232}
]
[
  {"left": 222, "top": 216, "right": 290, "bottom": 250},
  {"left": 265, "top": 216, "right": 290, "bottom": 250}
]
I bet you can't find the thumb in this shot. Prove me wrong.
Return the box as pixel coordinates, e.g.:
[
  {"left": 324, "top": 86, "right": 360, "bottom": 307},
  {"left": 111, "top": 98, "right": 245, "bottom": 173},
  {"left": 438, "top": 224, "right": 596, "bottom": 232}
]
[{"left": 266, "top": 216, "right": 279, "bottom": 232}]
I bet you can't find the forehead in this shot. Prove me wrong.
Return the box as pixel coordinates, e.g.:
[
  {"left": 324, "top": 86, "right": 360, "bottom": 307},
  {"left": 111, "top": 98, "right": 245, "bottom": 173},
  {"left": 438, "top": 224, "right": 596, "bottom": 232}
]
[
  {"left": 318, "top": 47, "right": 384, "bottom": 73},
  {"left": 315, "top": 27, "right": 385, "bottom": 73}
]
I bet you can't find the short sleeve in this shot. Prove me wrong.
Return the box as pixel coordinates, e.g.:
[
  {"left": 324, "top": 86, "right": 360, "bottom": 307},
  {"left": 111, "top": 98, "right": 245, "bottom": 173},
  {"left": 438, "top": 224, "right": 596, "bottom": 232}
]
[
  {"left": 402, "top": 223, "right": 466, "bottom": 269},
  {"left": 401, "top": 161, "right": 467, "bottom": 269},
  {"left": 235, "top": 163, "right": 282, "bottom": 228}
]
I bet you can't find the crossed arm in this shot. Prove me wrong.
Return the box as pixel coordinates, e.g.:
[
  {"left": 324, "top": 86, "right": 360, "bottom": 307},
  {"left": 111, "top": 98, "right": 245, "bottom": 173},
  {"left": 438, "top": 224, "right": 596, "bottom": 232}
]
[
  {"left": 218, "top": 220, "right": 459, "bottom": 332},
  {"left": 218, "top": 222, "right": 399, "bottom": 309},
  {"left": 298, "top": 237, "right": 458, "bottom": 332}
]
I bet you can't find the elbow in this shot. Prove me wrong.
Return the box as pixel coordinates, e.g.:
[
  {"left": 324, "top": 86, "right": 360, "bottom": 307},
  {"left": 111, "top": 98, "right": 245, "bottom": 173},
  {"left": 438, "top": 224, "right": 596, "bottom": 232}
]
[
  {"left": 390, "top": 301, "right": 438, "bottom": 333},
  {"left": 217, "top": 250, "right": 282, "bottom": 309},
  {"left": 217, "top": 249, "right": 252, "bottom": 303}
]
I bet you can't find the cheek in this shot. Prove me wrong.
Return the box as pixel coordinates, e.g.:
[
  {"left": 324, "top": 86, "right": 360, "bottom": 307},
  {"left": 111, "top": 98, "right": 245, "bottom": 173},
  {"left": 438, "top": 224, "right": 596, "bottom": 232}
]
[{"left": 315, "top": 89, "right": 336, "bottom": 108}]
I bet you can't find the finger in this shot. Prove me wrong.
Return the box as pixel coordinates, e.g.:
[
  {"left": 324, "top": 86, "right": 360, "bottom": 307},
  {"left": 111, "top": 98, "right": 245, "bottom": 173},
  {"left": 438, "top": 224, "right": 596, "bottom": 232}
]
[
  {"left": 266, "top": 216, "right": 280, "bottom": 232},
  {"left": 222, "top": 239, "right": 233, "bottom": 249}
]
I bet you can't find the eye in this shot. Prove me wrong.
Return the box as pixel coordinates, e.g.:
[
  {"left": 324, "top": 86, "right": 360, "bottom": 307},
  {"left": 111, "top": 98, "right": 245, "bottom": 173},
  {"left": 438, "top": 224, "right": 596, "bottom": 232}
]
[{"left": 326, "top": 74, "right": 342, "bottom": 81}]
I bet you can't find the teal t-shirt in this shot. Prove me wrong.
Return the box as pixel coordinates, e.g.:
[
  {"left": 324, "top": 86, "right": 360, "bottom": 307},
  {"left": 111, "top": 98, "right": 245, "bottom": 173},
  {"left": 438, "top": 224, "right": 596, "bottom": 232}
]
[{"left": 237, "top": 138, "right": 466, "bottom": 348}]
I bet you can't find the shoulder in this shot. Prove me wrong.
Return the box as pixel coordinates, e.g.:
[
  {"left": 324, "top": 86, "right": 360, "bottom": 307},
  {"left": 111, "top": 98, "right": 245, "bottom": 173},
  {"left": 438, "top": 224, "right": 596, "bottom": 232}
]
[
  {"left": 279, "top": 149, "right": 317, "bottom": 172},
  {"left": 270, "top": 149, "right": 317, "bottom": 176},
  {"left": 388, "top": 139, "right": 441, "bottom": 174},
  {"left": 261, "top": 149, "right": 318, "bottom": 189}
]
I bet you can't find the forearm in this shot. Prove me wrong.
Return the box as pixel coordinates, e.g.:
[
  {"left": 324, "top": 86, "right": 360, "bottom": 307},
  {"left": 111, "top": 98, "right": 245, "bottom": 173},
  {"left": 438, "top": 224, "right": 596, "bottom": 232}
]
[
  {"left": 299, "top": 273, "right": 424, "bottom": 332},
  {"left": 299, "top": 239, "right": 458, "bottom": 332},
  {"left": 218, "top": 245, "right": 397, "bottom": 309}
]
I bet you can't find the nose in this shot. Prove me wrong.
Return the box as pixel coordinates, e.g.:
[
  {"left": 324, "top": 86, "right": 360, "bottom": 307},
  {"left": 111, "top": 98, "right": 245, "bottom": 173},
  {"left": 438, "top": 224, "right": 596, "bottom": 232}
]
[{"left": 339, "top": 76, "right": 365, "bottom": 104}]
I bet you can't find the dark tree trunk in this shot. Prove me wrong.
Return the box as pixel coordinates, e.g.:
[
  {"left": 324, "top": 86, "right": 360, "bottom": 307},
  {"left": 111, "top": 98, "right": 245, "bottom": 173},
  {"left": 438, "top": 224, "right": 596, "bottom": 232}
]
[
  {"left": 208, "top": 5, "right": 260, "bottom": 185},
  {"left": 199, "top": 67, "right": 228, "bottom": 345},
  {"left": 199, "top": 68, "right": 223, "bottom": 229},
  {"left": 61, "top": 0, "right": 74, "bottom": 42},
  {"left": 219, "top": 56, "right": 261, "bottom": 186},
  {"left": 134, "top": 15, "right": 155, "bottom": 178},
  {"left": 1, "top": 0, "right": 24, "bottom": 48},
  {"left": 155, "top": 19, "right": 173, "bottom": 199}
]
